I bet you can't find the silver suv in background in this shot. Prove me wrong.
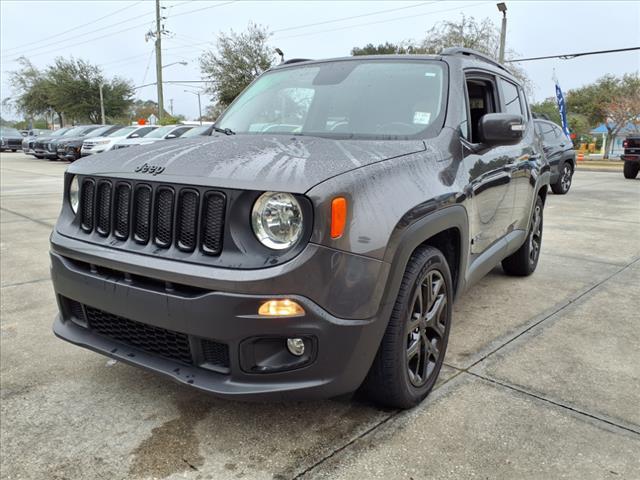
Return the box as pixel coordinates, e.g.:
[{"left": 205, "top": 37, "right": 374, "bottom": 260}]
[{"left": 112, "top": 125, "right": 193, "bottom": 150}]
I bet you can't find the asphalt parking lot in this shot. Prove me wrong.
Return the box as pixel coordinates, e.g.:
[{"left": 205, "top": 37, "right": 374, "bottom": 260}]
[{"left": 1, "top": 151, "right": 639, "bottom": 480}]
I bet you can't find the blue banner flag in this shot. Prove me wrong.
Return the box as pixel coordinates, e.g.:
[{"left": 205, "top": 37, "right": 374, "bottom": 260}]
[{"left": 555, "top": 81, "right": 571, "bottom": 138}]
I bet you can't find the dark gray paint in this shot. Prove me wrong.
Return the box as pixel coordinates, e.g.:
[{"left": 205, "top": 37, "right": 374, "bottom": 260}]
[{"left": 51, "top": 54, "right": 550, "bottom": 400}]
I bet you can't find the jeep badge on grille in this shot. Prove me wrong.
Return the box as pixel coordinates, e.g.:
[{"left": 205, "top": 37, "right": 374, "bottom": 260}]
[{"left": 134, "top": 163, "right": 165, "bottom": 176}]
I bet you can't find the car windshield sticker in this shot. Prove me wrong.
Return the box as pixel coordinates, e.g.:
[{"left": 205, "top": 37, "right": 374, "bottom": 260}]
[{"left": 413, "top": 111, "right": 431, "bottom": 125}]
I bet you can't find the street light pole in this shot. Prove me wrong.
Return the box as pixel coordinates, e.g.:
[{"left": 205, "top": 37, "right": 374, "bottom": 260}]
[
  {"left": 197, "top": 92, "right": 202, "bottom": 125},
  {"left": 497, "top": 3, "right": 507, "bottom": 64},
  {"left": 99, "top": 83, "right": 106, "bottom": 124},
  {"left": 155, "top": 0, "right": 164, "bottom": 121},
  {"left": 184, "top": 90, "right": 202, "bottom": 125}
]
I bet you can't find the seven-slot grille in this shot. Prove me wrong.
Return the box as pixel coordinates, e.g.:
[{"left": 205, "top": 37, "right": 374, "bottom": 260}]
[{"left": 78, "top": 177, "right": 225, "bottom": 255}]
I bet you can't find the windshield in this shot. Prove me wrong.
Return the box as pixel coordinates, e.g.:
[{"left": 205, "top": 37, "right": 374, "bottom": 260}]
[
  {"left": 217, "top": 60, "right": 446, "bottom": 139},
  {"left": 49, "top": 128, "right": 71, "bottom": 137},
  {"left": 182, "top": 125, "right": 210, "bottom": 137},
  {"left": 62, "top": 127, "right": 86, "bottom": 136},
  {"left": 143, "top": 125, "right": 176, "bottom": 138},
  {"left": 88, "top": 125, "right": 116, "bottom": 137},
  {"left": 0, "top": 127, "right": 21, "bottom": 136},
  {"left": 108, "top": 126, "right": 137, "bottom": 137}
]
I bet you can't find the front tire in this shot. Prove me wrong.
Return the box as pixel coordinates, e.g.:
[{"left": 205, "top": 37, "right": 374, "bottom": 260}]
[
  {"left": 551, "top": 162, "right": 573, "bottom": 194},
  {"left": 502, "top": 195, "right": 544, "bottom": 276},
  {"left": 623, "top": 161, "right": 639, "bottom": 179},
  {"left": 361, "top": 246, "right": 452, "bottom": 409}
]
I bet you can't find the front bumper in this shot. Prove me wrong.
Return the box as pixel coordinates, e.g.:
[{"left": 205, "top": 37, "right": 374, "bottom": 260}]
[
  {"left": 57, "top": 148, "right": 79, "bottom": 161},
  {"left": 34, "top": 148, "right": 58, "bottom": 158},
  {"left": 50, "top": 233, "right": 390, "bottom": 401}
]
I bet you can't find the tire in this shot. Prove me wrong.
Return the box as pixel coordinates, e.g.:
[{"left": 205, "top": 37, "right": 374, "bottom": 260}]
[
  {"left": 623, "top": 161, "right": 639, "bottom": 179},
  {"left": 34, "top": 155, "right": 44, "bottom": 159},
  {"left": 361, "top": 246, "right": 452, "bottom": 409},
  {"left": 551, "top": 162, "right": 573, "bottom": 194},
  {"left": 502, "top": 195, "right": 544, "bottom": 276},
  {"left": 11, "top": 149, "right": 17, "bottom": 152}
]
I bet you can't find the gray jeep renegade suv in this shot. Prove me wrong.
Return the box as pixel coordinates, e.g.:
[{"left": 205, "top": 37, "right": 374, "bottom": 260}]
[{"left": 51, "top": 48, "right": 550, "bottom": 408}]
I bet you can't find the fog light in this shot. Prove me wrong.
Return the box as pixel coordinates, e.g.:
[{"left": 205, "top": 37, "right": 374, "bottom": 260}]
[
  {"left": 286, "top": 338, "right": 305, "bottom": 356},
  {"left": 258, "top": 299, "right": 305, "bottom": 317}
]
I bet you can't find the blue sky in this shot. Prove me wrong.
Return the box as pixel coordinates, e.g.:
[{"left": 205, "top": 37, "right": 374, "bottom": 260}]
[{"left": 1, "top": 0, "right": 639, "bottom": 120}]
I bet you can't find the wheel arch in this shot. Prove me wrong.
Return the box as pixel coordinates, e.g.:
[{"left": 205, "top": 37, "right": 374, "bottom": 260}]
[{"left": 382, "top": 205, "right": 469, "bottom": 306}]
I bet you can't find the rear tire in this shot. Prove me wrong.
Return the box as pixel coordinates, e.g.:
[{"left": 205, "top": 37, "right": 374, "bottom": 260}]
[
  {"left": 623, "top": 161, "right": 639, "bottom": 179},
  {"left": 502, "top": 195, "right": 544, "bottom": 276},
  {"left": 551, "top": 162, "right": 573, "bottom": 194},
  {"left": 361, "top": 246, "right": 452, "bottom": 409}
]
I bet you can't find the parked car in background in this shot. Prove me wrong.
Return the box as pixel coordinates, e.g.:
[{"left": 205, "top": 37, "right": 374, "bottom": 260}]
[
  {"left": 22, "top": 129, "right": 53, "bottom": 155},
  {"left": 180, "top": 124, "right": 215, "bottom": 138},
  {"left": 32, "top": 128, "right": 74, "bottom": 158},
  {"left": 621, "top": 135, "right": 640, "bottom": 179},
  {"left": 52, "top": 49, "right": 550, "bottom": 408},
  {"left": 57, "top": 125, "right": 124, "bottom": 161},
  {"left": 535, "top": 119, "right": 576, "bottom": 194},
  {"left": 112, "top": 124, "right": 193, "bottom": 149},
  {"left": 35, "top": 126, "right": 102, "bottom": 160},
  {"left": 81, "top": 125, "right": 158, "bottom": 156},
  {"left": 0, "top": 127, "right": 24, "bottom": 152}
]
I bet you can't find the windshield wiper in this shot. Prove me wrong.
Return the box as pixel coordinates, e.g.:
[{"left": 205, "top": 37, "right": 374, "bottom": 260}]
[{"left": 212, "top": 125, "right": 235, "bottom": 136}]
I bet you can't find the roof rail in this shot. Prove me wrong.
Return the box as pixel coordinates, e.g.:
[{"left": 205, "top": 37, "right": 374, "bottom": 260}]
[
  {"left": 439, "top": 47, "right": 510, "bottom": 73},
  {"left": 281, "top": 58, "right": 313, "bottom": 65}
]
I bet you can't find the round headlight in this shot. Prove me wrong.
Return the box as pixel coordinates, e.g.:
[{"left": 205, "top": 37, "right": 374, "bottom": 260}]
[
  {"left": 251, "top": 192, "right": 303, "bottom": 250},
  {"left": 69, "top": 175, "right": 79, "bottom": 214}
]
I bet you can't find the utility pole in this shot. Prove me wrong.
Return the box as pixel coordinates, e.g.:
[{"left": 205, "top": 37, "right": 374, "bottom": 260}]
[
  {"left": 99, "top": 83, "right": 106, "bottom": 124},
  {"left": 155, "top": 0, "right": 164, "bottom": 121},
  {"left": 497, "top": 3, "right": 507, "bottom": 64}
]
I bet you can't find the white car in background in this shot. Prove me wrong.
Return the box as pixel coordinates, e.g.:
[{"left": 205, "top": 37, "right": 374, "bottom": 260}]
[
  {"left": 112, "top": 125, "right": 193, "bottom": 150},
  {"left": 81, "top": 125, "right": 158, "bottom": 156}
]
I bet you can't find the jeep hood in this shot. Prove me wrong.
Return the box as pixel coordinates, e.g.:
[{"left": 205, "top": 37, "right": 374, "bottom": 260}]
[{"left": 68, "top": 134, "right": 426, "bottom": 193}]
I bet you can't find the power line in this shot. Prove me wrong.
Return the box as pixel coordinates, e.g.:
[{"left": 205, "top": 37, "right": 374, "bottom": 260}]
[
  {"left": 0, "top": 1, "right": 145, "bottom": 54},
  {"left": 506, "top": 46, "right": 640, "bottom": 63},
  {"left": 273, "top": 1, "right": 492, "bottom": 41},
  {"left": 169, "top": 1, "right": 237, "bottom": 18},
  {"left": 160, "top": 1, "right": 444, "bottom": 51},
  {"left": 0, "top": 0, "right": 231, "bottom": 60},
  {"left": 272, "top": 1, "right": 440, "bottom": 33},
  {"left": 1, "top": 16, "right": 155, "bottom": 60}
]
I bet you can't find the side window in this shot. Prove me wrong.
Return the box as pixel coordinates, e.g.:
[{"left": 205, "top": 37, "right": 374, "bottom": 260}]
[
  {"left": 133, "top": 127, "right": 154, "bottom": 137},
  {"left": 460, "top": 87, "right": 470, "bottom": 141},
  {"left": 519, "top": 87, "right": 530, "bottom": 120},
  {"left": 465, "top": 76, "right": 498, "bottom": 144},
  {"left": 539, "top": 123, "right": 556, "bottom": 142},
  {"left": 552, "top": 125, "right": 564, "bottom": 139},
  {"left": 499, "top": 79, "right": 523, "bottom": 117},
  {"left": 173, "top": 127, "right": 190, "bottom": 137}
]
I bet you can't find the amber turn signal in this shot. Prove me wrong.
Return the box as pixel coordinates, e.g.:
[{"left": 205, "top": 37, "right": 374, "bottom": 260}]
[
  {"left": 330, "top": 197, "right": 347, "bottom": 239},
  {"left": 258, "top": 299, "right": 305, "bottom": 317}
]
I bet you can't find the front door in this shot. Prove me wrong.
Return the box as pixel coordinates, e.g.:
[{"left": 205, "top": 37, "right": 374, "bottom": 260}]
[{"left": 462, "top": 74, "right": 517, "bottom": 256}]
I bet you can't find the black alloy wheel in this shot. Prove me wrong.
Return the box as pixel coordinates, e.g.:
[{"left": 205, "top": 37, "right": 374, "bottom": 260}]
[
  {"left": 361, "top": 246, "right": 452, "bottom": 409},
  {"left": 406, "top": 270, "right": 448, "bottom": 388}
]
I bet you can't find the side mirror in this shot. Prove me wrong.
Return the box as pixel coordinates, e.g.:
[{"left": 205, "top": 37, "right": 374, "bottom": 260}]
[
  {"left": 129, "top": 133, "right": 140, "bottom": 138},
  {"left": 479, "top": 113, "right": 525, "bottom": 146},
  {"left": 166, "top": 133, "right": 176, "bottom": 139}
]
